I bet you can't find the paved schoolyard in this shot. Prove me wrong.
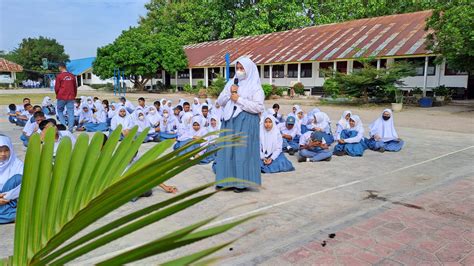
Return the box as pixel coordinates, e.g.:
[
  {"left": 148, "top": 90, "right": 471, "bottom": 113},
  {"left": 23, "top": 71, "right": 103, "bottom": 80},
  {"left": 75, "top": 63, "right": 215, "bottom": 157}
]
[{"left": 0, "top": 90, "right": 473, "bottom": 265}]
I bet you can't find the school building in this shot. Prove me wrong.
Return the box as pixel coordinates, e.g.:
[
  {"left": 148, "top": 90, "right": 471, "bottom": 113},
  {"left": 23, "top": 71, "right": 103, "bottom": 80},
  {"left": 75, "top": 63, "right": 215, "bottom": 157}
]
[
  {"left": 0, "top": 58, "right": 23, "bottom": 85},
  {"left": 168, "top": 10, "right": 471, "bottom": 98}
]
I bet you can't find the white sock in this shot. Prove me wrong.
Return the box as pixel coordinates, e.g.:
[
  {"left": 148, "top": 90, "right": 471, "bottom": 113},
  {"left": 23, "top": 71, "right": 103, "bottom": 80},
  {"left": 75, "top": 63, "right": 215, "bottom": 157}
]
[
  {"left": 306, "top": 158, "right": 310, "bottom": 162},
  {"left": 287, "top": 146, "right": 292, "bottom": 150}
]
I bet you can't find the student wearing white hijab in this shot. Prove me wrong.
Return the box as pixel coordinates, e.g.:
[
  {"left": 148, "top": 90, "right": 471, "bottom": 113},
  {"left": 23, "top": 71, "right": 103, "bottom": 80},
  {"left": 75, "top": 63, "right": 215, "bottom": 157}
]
[
  {"left": 288, "top": 104, "right": 301, "bottom": 118},
  {"left": 178, "top": 112, "right": 194, "bottom": 137},
  {"left": 205, "top": 98, "right": 213, "bottom": 111},
  {"left": 0, "top": 135, "right": 23, "bottom": 224},
  {"left": 366, "top": 109, "right": 404, "bottom": 152},
  {"left": 199, "top": 114, "right": 222, "bottom": 165},
  {"left": 77, "top": 104, "right": 93, "bottom": 129},
  {"left": 133, "top": 110, "right": 157, "bottom": 142},
  {"left": 191, "top": 98, "right": 201, "bottom": 116},
  {"left": 111, "top": 106, "right": 133, "bottom": 138},
  {"left": 41, "top": 96, "right": 56, "bottom": 117},
  {"left": 333, "top": 115, "right": 367, "bottom": 157},
  {"left": 335, "top": 110, "right": 352, "bottom": 141},
  {"left": 81, "top": 101, "right": 108, "bottom": 132},
  {"left": 158, "top": 108, "right": 178, "bottom": 140},
  {"left": 260, "top": 115, "right": 294, "bottom": 173},
  {"left": 298, "top": 131, "right": 333, "bottom": 162},
  {"left": 279, "top": 116, "right": 299, "bottom": 155},
  {"left": 307, "top": 111, "right": 334, "bottom": 144},
  {"left": 210, "top": 101, "right": 223, "bottom": 121},
  {"left": 214, "top": 57, "right": 265, "bottom": 192},
  {"left": 173, "top": 116, "right": 208, "bottom": 158}
]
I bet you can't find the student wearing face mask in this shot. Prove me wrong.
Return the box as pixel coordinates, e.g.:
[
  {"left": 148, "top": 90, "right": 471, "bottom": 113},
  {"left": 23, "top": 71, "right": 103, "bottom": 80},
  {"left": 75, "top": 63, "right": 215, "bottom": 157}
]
[
  {"left": 0, "top": 135, "right": 24, "bottom": 224},
  {"left": 333, "top": 115, "right": 367, "bottom": 157},
  {"left": 366, "top": 109, "right": 404, "bottom": 152},
  {"left": 133, "top": 110, "right": 157, "bottom": 142},
  {"left": 158, "top": 109, "right": 178, "bottom": 140},
  {"left": 73, "top": 98, "right": 82, "bottom": 126},
  {"left": 111, "top": 106, "right": 133, "bottom": 138},
  {"left": 146, "top": 106, "right": 162, "bottom": 142},
  {"left": 214, "top": 57, "right": 265, "bottom": 193},
  {"left": 173, "top": 116, "right": 208, "bottom": 159},
  {"left": 80, "top": 101, "right": 108, "bottom": 132}
]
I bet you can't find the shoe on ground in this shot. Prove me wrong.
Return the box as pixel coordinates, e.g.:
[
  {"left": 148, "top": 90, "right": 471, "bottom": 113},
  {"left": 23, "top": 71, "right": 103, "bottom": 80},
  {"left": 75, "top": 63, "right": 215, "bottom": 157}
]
[
  {"left": 288, "top": 149, "right": 295, "bottom": 156},
  {"left": 324, "top": 156, "right": 332, "bottom": 162},
  {"left": 233, "top": 187, "right": 247, "bottom": 193},
  {"left": 334, "top": 150, "right": 345, "bottom": 156},
  {"left": 297, "top": 156, "right": 306, "bottom": 163},
  {"left": 379, "top": 147, "right": 385, "bottom": 153}
]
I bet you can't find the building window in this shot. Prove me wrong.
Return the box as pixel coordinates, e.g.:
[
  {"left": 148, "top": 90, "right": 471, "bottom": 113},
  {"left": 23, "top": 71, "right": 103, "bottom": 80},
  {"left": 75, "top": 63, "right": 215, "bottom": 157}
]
[
  {"left": 301, "top": 63, "right": 312, "bottom": 78},
  {"left": 210, "top": 67, "right": 220, "bottom": 78},
  {"left": 272, "top": 65, "right": 284, "bottom": 78},
  {"left": 87, "top": 73, "right": 92, "bottom": 79},
  {"left": 155, "top": 71, "right": 163, "bottom": 79},
  {"left": 264, "top": 65, "right": 270, "bottom": 78},
  {"left": 82, "top": 73, "right": 86, "bottom": 79},
  {"left": 178, "top": 70, "right": 189, "bottom": 79},
  {"left": 192, "top": 68, "right": 204, "bottom": 79},
  {"left": 229, "top": 68, "right": 235, "bottom": 78},
  {"left": 444, "top": 64, "right": 468, "bottom": 76},
  {"left": 319, "top": 62, "right": 333, "bottom": 77},
  {"left": 287, "top": 64, "right": 298, "bottom": 78},
  {"left": 336, "top": 61, "right": 347, "bottom": 74},
  {"left": 369, "top": 59, "right": 387, "bottom": 69},
  {"left": 396, "top": 57, "right": 436, "bottom": 76}
]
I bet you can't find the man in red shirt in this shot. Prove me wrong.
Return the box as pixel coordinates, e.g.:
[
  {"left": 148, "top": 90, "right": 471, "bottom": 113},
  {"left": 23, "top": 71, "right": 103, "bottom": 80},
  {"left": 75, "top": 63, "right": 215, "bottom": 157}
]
[{"left": 54, "top": 63, "right": 77, "bottom": 132}]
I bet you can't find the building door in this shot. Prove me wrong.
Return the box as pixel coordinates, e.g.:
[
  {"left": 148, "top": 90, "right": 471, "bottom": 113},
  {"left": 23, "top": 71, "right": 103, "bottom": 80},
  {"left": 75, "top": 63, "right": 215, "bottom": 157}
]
[
  {"left": 164, "top": 72, "right": 171, "bottom": 87},
  {"left": 467, "top": 73, "right": 474, "bottom": 99}
]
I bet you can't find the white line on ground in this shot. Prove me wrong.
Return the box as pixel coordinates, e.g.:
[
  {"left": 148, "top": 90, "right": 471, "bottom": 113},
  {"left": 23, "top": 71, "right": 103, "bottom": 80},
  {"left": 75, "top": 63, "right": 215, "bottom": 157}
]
[
  {"left": 74, "top": 145, "right": 474, "bottom": 264},
  {"left": 204, "top": 145, "right": 474, "bottom": 228}
]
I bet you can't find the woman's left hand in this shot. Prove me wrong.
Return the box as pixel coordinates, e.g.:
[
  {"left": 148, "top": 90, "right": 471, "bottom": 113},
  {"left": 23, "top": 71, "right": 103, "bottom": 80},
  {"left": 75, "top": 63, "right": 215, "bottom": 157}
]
[
  {"left": 230, "top": 93, "right": 239, "bottom": 102},
  {"left": 338, "top": 139, "right": 345, "bottom": 144},
  {"left": 0, "top": 194, "right": 9, "bottom": 205}
]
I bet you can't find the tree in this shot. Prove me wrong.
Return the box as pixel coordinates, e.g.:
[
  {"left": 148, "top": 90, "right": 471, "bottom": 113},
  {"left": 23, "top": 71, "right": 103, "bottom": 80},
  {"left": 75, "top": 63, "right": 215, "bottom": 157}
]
[
  {"left": 2, "top": 126, "right": 256, "bottom": 265},
  {"left": 6, "top": 36, "right": 69, "bottom": 79},
  {"left": 426, "top": 0, "right": 474, "bottom": 73},
  {"left": 93, "top": 26, "right": 188, "bottom": 91},
  {"left": 323, "top": 61, "right": 415, "bottom": 103}
]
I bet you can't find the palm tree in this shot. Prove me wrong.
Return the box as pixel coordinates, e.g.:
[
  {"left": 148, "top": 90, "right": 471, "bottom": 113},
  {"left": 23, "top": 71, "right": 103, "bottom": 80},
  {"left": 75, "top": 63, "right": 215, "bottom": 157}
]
[{"left": 1, "top": 126, "right": 258, "bottom": 265}]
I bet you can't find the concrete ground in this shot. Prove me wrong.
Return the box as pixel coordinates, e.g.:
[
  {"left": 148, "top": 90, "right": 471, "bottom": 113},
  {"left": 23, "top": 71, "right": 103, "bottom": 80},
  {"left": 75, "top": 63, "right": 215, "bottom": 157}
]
[{"left": 0, "top": 89, "right": 473, "bottom": 265}]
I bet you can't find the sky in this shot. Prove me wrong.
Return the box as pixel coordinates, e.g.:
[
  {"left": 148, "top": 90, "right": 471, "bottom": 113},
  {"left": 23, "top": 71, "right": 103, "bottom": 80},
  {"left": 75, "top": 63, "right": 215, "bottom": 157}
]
[{"left": 0, "top": 0, "right": 148, "bottom": 59}]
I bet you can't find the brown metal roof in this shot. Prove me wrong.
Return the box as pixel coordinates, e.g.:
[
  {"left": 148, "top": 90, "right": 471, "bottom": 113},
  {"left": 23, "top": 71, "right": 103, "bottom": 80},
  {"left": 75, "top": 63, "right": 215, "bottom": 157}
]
[
  {"left": 184, "top": 10, "right": 433, "bottom": 68},
  {"left": 0, "top": 58, "right": 23, "bottom": 72}
]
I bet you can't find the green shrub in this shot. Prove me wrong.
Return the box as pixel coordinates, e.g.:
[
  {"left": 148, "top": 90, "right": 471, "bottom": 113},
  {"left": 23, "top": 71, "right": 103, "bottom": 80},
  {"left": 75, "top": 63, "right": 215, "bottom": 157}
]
[
  {"left": 272, "top": 86, "right": 284, "bottom": 96},
  {"left": 197, "top": 80, "right": 205, "bottom": 89},
  {"left": 262, "top": 84, "right": 273, "bottom": 99},
  {"left": 411, "top": 87, "right": 423, "bottom": 95},
  {"left": 433, "top": 85, "right": 451, "bottom": 96},
  {"left": 293, "top": 82, "right": 305, "bottom": 95},
  {"left": 323, "top": 79, "right": 340, "bottom": 98},
  {"left": 89, "top": 83, "right": 113, "bottom": 90},
  {"left": 208, "top": 76, "right": 226, "bottom": 97}
]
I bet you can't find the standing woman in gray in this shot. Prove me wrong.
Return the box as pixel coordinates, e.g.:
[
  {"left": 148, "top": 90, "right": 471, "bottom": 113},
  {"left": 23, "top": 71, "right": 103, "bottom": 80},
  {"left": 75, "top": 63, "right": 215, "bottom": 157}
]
[{"left": 214, "top": 57, "right": 265, "bottom": 193}]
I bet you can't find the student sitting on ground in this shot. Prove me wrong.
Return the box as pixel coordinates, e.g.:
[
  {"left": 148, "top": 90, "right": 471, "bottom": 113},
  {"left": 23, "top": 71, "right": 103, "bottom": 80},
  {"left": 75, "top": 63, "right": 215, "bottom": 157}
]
[
  {"left": 110, "top": 106, "right": 133, "bottom": 138},
  {"left": 73, "top": 98, "right": 82, "bottom": 126},
  {"left": 335, "top": 110, "right": 352, "bottom": 141},
  {"left": 39, "top": 119, "right": 77, "bottom": 157},
  {"left": 118, "top": 97, "right": 135, "bottom": 114},
  {"left": 333, "top": 115, "right": 367, "bottom": 157},
  {"left": 146, "top": 106, "right": 162, "bottom": 142},
  {"left": 199, "top": 115, "right": 221, "bottom": 164},
  {"left": 0, "top": 134, "right": 24, "bottom": 224},
  {"left": 366, "top": 109, "right": 404, "bottom": 152},
  {"left": 192, "top": 98, "right": 201, "bottom": 116},
  {"left": 7, "top": 104, "right": 19, "bottom": 125},
  {"left": 307, "top": 111, "right": 334, "bottom": 144},
  {"left": 153, "top": 100, "right": 162, "bottom": 115},
  {"left": 41, "top": 96, "right": 56, "bottom": 117},
  {"left": 260, "top": 114, "right": 295, "bottom": 173},
  {"left": 200, "top": 105, "right": 210, "bottom": 127},
  {"left": 80, "top": 101, "right": 108, "bottom": 132},
  {"left": 132, "top": 110, "right": 157, "bottom": 142},
  {"left": 158, "top": 109, "right": 178, "bottom": 140},
  {"left": 77, "top": 105, "right": 92, "bottom": 130},
  {"left": 279, "top": 116, "right": 299, "bottom": 155},
  {"left": 16, "top": 103, "right": 34, "bottom": 127},
  {"left": 210, "top": 101, "right": 223, "bottom": 121},
  {"left": 297, "top": 131, "right": 333, "bottom": 162},
  {"left": 173, "top": 105, "right": 183, "bottom": 123},
  {"left": 20, "top": 111, "right": 45, "bottom": 147},
  {"left": 173, "top": 116, "right": 208, "bottom": 159},
  {"left": 271, "top": 103, "right": 284, "bottom": 124}
]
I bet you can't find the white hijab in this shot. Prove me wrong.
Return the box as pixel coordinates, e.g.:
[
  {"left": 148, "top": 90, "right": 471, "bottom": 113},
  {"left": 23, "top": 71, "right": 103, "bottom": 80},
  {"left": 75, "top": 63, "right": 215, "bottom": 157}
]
[
  {"left": 146, "top": 106, "right": 162, "bottom": 126},
  {"left": 79, "top": 104, "right": 93, "bottom": 121},
  {"left": 42, "top": 96, "right": 52, "bottom": 107},
  {"left": 178, "top": 116, "right": 207, "bottom": 141},
  {"left": 338, "top": 110, "right": 352, "bottom": 130},
  {"left": 350, "top": 115, "right": 364, "bottom": 133},
  {"left": 369, "top": 109, "right": 399, "bottom": 141},
  {"left": 92, "top": 100, "right": 107, "bottom": 123},
  {"left": 313, "top": 112, "right": 330, "bottom": 132},
  {"left": 111, "top": 106, "right": 132, "bottom": 130},
  {"left": 222, "top": 57, "right": 263, "bottom": 121},
  {"left": 260, "top": 114, "right": 281, "bottom": 159},
  {"left": 0, "top": 135, "right": 23, "bottom": 194},
  {"left": 133, "top": 110, "right": 150, "bottom": 133}
]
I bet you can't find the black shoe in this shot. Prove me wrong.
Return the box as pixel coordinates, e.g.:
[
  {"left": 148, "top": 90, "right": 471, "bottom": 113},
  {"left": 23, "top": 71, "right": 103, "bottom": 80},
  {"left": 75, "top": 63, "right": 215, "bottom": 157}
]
[
  {"left": 334, "top": 151, "right": 345, "bottom": 156},
  {"left": 141, "top": 190, "right": 153, "bottom": 197},
  {"left": 297, "top": 156, "right": 306, "bottom": 163},
  {"left": 288, "top": 149, "right": 296, "bottom": 156},
  {"left": 233, "top": 188, "right": 247, "bottom": 193},
  {"left": 324, "top": 156, "right": 332, "bottom": 162},
  {"left": 379, "top": 147, "right": 385, "bottom": 153}
]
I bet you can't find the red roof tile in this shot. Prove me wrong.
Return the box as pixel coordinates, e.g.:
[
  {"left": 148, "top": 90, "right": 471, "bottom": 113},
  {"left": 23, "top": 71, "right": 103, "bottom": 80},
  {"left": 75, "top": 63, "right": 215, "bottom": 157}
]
[
  {"left": 184, "top": 10, "right": 433, "bottom": 68},
  {"left": 0, "top": 58, "right": 23, "bottom": 72}
]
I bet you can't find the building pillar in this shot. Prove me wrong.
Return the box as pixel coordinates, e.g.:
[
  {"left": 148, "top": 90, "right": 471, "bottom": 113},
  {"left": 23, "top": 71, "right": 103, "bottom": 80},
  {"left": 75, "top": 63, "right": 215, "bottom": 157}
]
[
  {"left": 377, "top": 59, "right": 381, "bottom": 70},
  {"left": 269, "top": 65, "right": 273, "bottom": 85},
  {"left": 220, "top": 67, "right": 224, "bottom": 78},
  {"left": 297, "top": 63, "right": 301, "bottom": 82},
  {"left": 81, "top": 75, "right": 84, "bottom": 86},
  {"left": 204, "top": 67, "right": 209, "bottom": 88},
  {"left": 175, "top": 71, "right": 178, "bottom": 92},
  {"left": 423, "top": 56, "right": 429, "bottom": 97},
  {"left": 347, "top": 60, "right": 353, "bottom": 74},
  {"left": 260, "top": 65, "right": 264, "bottom": 80},
  {"left": 189, "top": 68, "right": 193, "bottom": 87},
  {"left": 333, "top": 61, "right": 337, "bottom": 73}
]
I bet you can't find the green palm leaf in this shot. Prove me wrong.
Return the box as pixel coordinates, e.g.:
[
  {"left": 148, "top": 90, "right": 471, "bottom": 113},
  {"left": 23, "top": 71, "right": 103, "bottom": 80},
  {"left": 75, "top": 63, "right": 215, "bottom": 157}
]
[{"left": 7, "top": 127, "right": 258, "bottom": 265}]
